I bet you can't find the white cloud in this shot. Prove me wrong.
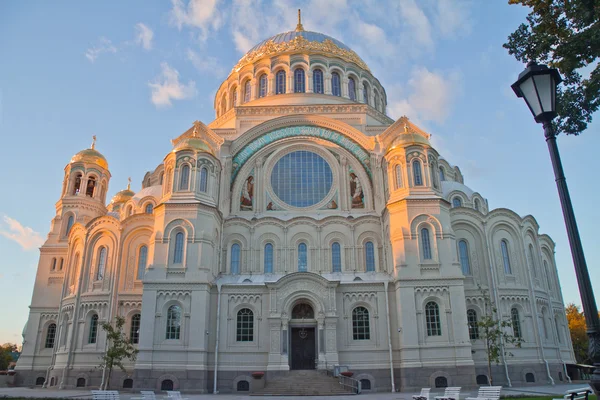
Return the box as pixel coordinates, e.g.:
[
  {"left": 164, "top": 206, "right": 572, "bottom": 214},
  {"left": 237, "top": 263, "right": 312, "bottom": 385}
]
[
  {"left": 0, "top": 216, "right": 44, "bottom": 250},
  {"left": 135, "top": 23, "right": 154, "bottom": 50},
  {"left": 85, "top": 37, "right": 117, "bottom": 63},
  {"left": 387, "top": 67, "right": 462, "bottom": 124},
  {"left": 434, "top": 0, "right": 472, "bottom": 38},
  {"left": 398, "top": 0, "right": 434, "bottom": 50},
  {"left": 170, "top": 0, "right": 223, "bottom": 41},
  {"left": 187, "top": 49, "right": 226, "bottom": 77},
  {"left": 148, "top": 62, "right": 197, "bottom": 108}
]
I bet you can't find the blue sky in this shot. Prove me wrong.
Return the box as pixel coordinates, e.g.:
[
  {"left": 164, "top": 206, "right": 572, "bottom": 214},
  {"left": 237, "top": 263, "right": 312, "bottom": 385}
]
[{"left": 0, "top": 0, "right": 598, "bottom": 345}]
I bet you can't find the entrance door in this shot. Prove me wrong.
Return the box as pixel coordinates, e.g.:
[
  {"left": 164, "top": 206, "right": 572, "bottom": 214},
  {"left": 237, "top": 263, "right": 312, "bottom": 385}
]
[{"left": 290, "top": 327, "right": 316, "bottom": 370}]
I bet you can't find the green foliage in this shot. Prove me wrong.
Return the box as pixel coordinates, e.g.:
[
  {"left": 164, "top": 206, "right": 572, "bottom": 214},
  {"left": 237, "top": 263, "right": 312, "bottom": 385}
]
[
  {"left": 477, "top": 287, "right": 523, "bottom": 385},
  {"left": 99, "top": 316, "right": 138, "bottom": 390},
  {"left": 504, "top": 0, "right": 600, "bottom": 135},
  {"left": 0, "top": 343, "right": 18, "bottom": 371}
]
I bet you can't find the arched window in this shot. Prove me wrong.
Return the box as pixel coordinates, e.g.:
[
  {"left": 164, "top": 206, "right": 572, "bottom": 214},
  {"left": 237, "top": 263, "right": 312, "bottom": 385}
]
[
  {"left": 166, "top": 305, "right": 181, "bottom": 340},
  {"left": 360, "top": 379, "right": 371, "bottom": 390},
  {"left": 264, "top": 243, "right": 273, "bottom": 273},
  {"left": 544, "top": 260, "right": 552, "bottom": 290},
  {"left": 331, "top": 242, "right": 341, "bottom": 272},
  {"left": 59, "top": 258, "right": 64, "bottom": 270},
  {"left": 73, "top": 174, "right": 82, "bottom": 195},
  {"left": 232, "top": 87, "right": 238, "bottom": 107},
  {"left": 220, "top": 95, "right": 227, "bottom": 116},
  {"left": 130, "top": 314, "right": 141, "bottom": 344},
  {"left": 439, "top": 167, "right": 445, "bottom": 182},
  {"left": 525, "top": 372, "right": 535, "bottom": 383},
  {"left": 173, "top": 232, "right": 184, "bottom": 264},
  {"left": 244, "top": 80, "right": 251, "bottom": 103},
  {"left": 276, "top": 70, "right": 286, "bottom": 94},
  {"left": 294, "top": 68, "right": 305, "bottom": 93},
  {"left": 159, "top": 172, "right": 164, "bottom": 185},
  {"left": 76, "top": 377, "right": 86, "bottom": 387},
  {"left": 348, "top": 77, "right": 356, "bottom": 101},
  {"left": 137, "top": 246, "right": 148, "bottom": 280},
  {"left": 528, "top": 244, "right": 537, "bottom": 277},
  {"left": 237, "top": 380, "right": 250, "bottom": 391},
  {"left": 474, "top": 198, "right": 481, "bottom": 211},
  {"left": 259, "top": 74, "right": 268, "bottom": 98},
  {"left": 467, "top": 309, "right": 479, "bottom": 339},
  {"left": 331, "top": 72, "right": 341, "bottom": 96},
  {"left": 231, "top": 243, "right": 240, "bottom": 275},
  {"left": 179, "top": 165, "right": 190, "bottom": 191},
  {"left": 352, "top": 306, "right": 370, "bottom": 340},
  {"left": 374, "top": 93, "right": 380, "bottom": 111},
  {"left": 476, "top": 375, "right": 488, "bottom": 385},
  {"left": 236, "top": 308, "right": 254, "bottom": 341},
  {"left": 365, "top": 241, "right": 375, "bottom": 272},
  {"left": 421, "top": 228, "right": 432, "bottom": 260},
  {"left": 199, "top": 167, "right": 208, "bottom": 192},
  {"left": 435, "top": 376, "right": 448, "bottom": 388},
  {"left": 65, "top": 215, "right": 74, "bottom": 236},
  {"left": 36, "top": 377, "right": 45, "bottom": 386},
  {"left": 458, "top": 240, "right": 471, "bottom": 275},
  {"left": 161, "top": 379, "right": 174, "bottom": 391},
  {"left": 452, "top": 197, "right": 462, "bottom": 208},
  {"left": 298, "top": 243, "right": 307, "bottom": 272},
  {"left": 363, "top": 82, "right": 369, "bottom": 104},
  {"left": 85, "top": 176, "right": 96, "bottom": 197},
  {"left": 88, "top": 314, "right": 99, "bottom": 343},
  {"left": 395, "top": 165, "right": 402, "bottom": 189},
  {"left": 96, "top": 247, "right": 107, "bottom": 280},
  {"left": 145, "top": 203, "right": 153, "bottom": 214},
  {"left": 425, "top": 301, "right": 441, "bottom": 336},
  {"left": 412, "top": 160, "right": 423, "bottom": 186},
  {"left": 44, "top": 323, "right": 56, "bottom": 348},
  {"left": 511, "top": 307, "right": 522, "bottom": 338},
  {"left": 313, "top": 69, "right": 324, "bottom": 94},
  {"left": 501, "top": 240, "right": 512, "bottom": 274},
  {"left": 123, "top": 379, "right": 133, "bottom": 389},
  {"left": 51, "top": 258, "right": 57, "bottom": 271}
]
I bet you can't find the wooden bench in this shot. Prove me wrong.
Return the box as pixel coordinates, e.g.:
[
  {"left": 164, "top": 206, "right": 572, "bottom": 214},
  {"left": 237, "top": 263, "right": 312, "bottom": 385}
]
[
  {"left": 553, "top": 387, "right": 592, "bottom": 400},
  {"left": 413, "top": 388, "right": 432, "bottom": 400},
  {"left": 466, "top": 386, "right": 502, "bottom": 400},
  {"left": 91, "top": 390, "right": 120, "bottom": 400},
  {"left": 165, "top": 391, "right": 189, "bottom": 400},
  {"left": 435, "top": 387, "right": 462, "bottom": 400}
]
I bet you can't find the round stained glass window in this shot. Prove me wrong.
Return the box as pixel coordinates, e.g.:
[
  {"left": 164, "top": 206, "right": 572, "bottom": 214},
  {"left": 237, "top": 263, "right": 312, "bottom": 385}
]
[{"left": 271, "top": 151, "right": 333, "bottom": 207}]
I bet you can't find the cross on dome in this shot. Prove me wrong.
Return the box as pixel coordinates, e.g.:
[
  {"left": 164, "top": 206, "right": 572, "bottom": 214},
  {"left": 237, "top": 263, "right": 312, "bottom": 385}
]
[
  {"left": 296, "top": 9, "right": 304, "bottom": 32},
  {"left": 91, "top": 135, "right": 97, "bottom": 149}
]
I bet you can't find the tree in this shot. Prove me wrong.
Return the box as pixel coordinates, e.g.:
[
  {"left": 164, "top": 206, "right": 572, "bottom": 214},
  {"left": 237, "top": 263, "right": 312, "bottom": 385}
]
[
  {"left": 98, "top": 316, "right": 138, "bottom": 390},
  {"left": 476, "top": 287, "right": 523, "bottom": 385},
  {"left": 504, "top": 0, "right": 599, "bottom": 135},
  {"left": 566, "top": 303, "right": 590, "bottom": 364},
  {"left": 0, "top": 343, "right": 17, "bottom": 371}
]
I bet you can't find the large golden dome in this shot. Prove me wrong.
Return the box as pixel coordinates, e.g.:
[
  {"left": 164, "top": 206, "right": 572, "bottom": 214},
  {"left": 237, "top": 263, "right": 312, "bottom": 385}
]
[
  {"left": 70, "top": 137, "right": 108, "bottom": 169},
  {"left": 110, "top": 188, "right": 135, "bottom": 205}
]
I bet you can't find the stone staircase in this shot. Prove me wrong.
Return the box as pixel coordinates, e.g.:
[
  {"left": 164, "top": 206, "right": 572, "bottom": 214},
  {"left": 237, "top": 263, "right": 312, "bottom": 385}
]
[{"left": 252, "top": 370, "right": 355, "bottom": 396}]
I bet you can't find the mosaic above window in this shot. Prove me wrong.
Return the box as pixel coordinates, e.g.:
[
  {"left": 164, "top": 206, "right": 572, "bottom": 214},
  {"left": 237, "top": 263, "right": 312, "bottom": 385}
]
[{"left": 271, "top": 150, "right": 333, "bottom": 208}]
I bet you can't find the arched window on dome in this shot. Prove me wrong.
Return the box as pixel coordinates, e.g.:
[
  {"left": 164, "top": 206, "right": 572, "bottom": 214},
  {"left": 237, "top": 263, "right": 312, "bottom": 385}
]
[
  {"left": 173, "top": 232, "right": 184, "bottom": 264},
  {"left": 365, "top": 241, "right": 375, "bottom": 272},
  {"left": 348, "top": 77, "right": 357, "bottom": 101},
  {"left": 259, "top": 74, "right": 268, "bottom": 98},
  {"left": 264, "top": 243, "right": 273, "bottom": 273},
  {"left": 458, "top": 240, "right": 471, "bottom": 275},
  {"left": 220, "top": 94, "right": 227, "bottom": 116},
  {"left": 231, "top": 243, "right": 240, "bottom": 275},
  {"left": 374, "top": 91, "right": 380, "bottom": 111},
  {"left": 313, "top": 69, "right": 324, "bottom": 94},
  {"left": 199, "top": 167, "right": 208, "bottom": 193},
  {"left": 439, "top": 167, "right": 445, "bottom": 182},
  {"left": 179, "top": 165, "right": 190, "bottom": 191},
  {"left": 86, "top": 176, "right": 96, "bottom": 197},
  {"left": 244, "top": 80, "right": 251, "bottom": 103},
  {"left": 137, "top": 245, "right": 147, "bottom": 280},
  {"left": 452, "top": 197, "right": 462, "bottom": 208},
  {"left": 474, "top": 198, "right": 481, "bottom": 212},
  {"left": 331, "top": 72, "right": 341, "bottom": 96},
  {"left": 72, "top": 174, "right": 82, "bottom": 195},
  {"left": 231, "top": 87, "right": 238, "bottom": 107},
  {"left": 501, "top": 240, "right": 512, "bottom": 274},
  {"left": 395, "top": 165, "right": 403, "bottom": 189},
  {"left": 421, "top": 228, "right": 432, "bottom": 260},
  {"left": 59, "top": 258, "right": 64, "bottom": 270},
  {"left": 65, "top": 215, "right": 74, "bottom": 236},
  {"left": 294, "top": 68, "right": 305, "bottom": 93},
  {"left": 331, "top": 242, "right": 341, "bottom": 272},
  {"left": 412, "top": 160, "right": 423, "bottom": 186},
  {"left": 276, "top": 70, "right": 286, "bottom": 94},
  {"left": 96, "top": 247, "right": 107, "bottom": 280},
  {"left": 363, "top": 82, "right": 370, "bottom": 105},
  {"left": 145, "top": 203, "right": 153, "bottom": 214},
  {"left": 298, "top": 243, "right": 307, "bottom": 272}
]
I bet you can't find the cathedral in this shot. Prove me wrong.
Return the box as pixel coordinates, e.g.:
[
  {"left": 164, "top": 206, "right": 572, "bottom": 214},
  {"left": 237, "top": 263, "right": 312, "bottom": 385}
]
[{"left": 16, "top": 15, "right": 575, "bottom": 393}]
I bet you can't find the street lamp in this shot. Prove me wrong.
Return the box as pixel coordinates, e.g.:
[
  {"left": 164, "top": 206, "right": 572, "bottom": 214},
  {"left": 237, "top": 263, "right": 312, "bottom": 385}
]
[{"left": 512, "top": 61, "right": 600, "bottom": 394}]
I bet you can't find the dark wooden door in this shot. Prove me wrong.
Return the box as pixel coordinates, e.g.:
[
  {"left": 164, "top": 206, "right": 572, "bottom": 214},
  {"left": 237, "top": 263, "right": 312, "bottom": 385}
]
[{"left": 291, "top": 327, "right": 316, "bottom": 370}]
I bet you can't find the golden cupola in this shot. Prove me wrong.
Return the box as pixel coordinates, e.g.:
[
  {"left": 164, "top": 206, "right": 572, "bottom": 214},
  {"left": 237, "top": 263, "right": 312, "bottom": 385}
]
[{"left": 70, "top": 136, "right": 109, "bottom": 170}]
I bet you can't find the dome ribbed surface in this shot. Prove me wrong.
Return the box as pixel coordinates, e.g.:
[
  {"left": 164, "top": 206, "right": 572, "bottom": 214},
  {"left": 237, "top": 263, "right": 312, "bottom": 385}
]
[{"left": 247, "top": 30, "right": 351, "bottom": 54}]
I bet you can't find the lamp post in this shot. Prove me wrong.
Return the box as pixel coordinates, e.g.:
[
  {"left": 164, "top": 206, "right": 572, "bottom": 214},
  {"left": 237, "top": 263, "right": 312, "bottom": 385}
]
[{"left": 512, "top": 61, "right": 600, "bottom": 394}]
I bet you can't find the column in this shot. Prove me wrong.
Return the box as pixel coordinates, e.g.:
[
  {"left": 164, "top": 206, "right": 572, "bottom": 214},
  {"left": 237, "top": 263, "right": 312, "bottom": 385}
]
[
  {"left": 268, "top": 73, "right": 275, "bottom": 95},
  {"left": 307, "top": 71, "right": 314, "bottom": 93},
  {"left": 342, "top": 77, "right": 349, "bottom": 99},
  {"left": 324, "top": 73, "right": 332, "bottom": 95},
  {"left": 250, "top": 78, "right": 257, "bottom": 101},
  {"left": 286, "top": 70, "right": 293, "bottom": 93}
]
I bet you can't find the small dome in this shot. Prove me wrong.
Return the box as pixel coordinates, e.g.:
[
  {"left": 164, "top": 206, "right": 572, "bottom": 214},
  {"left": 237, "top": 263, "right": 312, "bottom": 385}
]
[
  {"left": 110, "top": 188, "right": 135, "bottom": 205},
  {"left": 390, "top": 132, "right": 431, "bottom": 148},
  {"left": 173, "top": 137, "right": 214, "bottom": 155},
  {"left": 71, "top": 148, "right": 108, "bottom": 170}
]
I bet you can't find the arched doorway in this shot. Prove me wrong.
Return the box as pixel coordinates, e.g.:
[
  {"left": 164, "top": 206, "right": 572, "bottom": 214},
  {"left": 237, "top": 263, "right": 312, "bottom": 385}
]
[{"left": 290, "top": 302, "right": 316, "bottom": 370}]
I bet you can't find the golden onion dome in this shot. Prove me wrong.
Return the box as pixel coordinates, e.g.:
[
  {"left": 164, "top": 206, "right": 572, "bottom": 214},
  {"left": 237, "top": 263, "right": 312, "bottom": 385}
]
[
  {"left": 110, "top": 189, "right": 135, "bottom": 205},
  {"left": 70, "top": 136, "right": 108, "bottom": 169},
  {"left": 173, "top": 137, "right": 214, "bottom": 155},
  {"left": 389, "top": 132, "right": 431, "bottom": 149}
]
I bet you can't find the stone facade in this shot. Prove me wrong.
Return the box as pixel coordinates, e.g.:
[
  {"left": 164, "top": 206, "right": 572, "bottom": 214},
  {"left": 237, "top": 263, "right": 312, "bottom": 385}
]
[{"left": 15, "top": 25, "right": 575, "bottom": 393}]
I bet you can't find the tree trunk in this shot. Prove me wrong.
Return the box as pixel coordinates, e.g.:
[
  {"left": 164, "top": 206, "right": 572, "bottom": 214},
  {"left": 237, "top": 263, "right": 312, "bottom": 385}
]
[
  {"left": 487, "top": 340, "right": 493, "bottom": 386},
  {"left": 105, "top": 366, "right": 112, "bottom": 390}
]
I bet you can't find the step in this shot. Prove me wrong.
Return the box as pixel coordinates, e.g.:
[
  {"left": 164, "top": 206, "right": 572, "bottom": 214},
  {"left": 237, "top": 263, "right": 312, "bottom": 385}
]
[{"left": 252, "top": 370, "right": 355, "bottom": 396}]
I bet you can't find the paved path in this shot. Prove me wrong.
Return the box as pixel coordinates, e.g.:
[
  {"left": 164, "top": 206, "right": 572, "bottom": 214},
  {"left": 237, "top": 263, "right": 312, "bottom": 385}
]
[{"left": 0, "top": 382, "right": 593, "bottom": 399}]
